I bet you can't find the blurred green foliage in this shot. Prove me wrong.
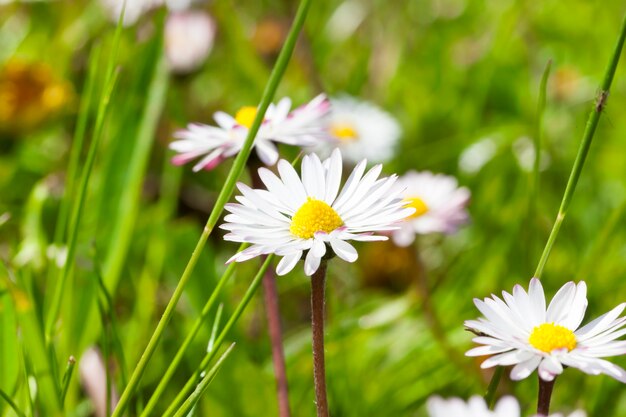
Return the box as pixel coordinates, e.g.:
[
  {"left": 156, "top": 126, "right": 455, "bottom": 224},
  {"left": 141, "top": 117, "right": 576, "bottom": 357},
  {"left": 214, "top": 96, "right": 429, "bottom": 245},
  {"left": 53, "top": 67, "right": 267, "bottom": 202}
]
[{"left": 1, "top": 0, "right": 626, "bottom": 416}]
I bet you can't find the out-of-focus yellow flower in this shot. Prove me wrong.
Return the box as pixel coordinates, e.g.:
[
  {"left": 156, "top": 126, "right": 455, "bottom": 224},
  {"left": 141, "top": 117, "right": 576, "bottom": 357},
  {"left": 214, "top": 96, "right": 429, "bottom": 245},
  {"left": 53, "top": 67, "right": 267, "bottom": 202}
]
[
  {"left": 0, "top": 60, "right": 72, "bottom": 132},
  {"left": 359, "top": 240, "right": 419, "bottom": 291}
]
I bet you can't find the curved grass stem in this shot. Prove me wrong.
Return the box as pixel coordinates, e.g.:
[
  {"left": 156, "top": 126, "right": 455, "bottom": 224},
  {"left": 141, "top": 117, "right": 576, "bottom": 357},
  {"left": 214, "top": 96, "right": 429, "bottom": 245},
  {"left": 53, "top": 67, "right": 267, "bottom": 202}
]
[
  {"left": 110, "top": 0, "right": 311, "bottom": 414},
  {"left": 486, "top": 11, "right": 626, "bottom": 409}
]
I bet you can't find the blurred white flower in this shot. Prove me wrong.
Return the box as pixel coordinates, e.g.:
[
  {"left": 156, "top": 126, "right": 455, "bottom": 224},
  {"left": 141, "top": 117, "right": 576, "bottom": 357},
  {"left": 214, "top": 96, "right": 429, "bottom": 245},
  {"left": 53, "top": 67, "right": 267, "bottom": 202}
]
[
  {"left": 322, "top": 96, "right": 401, "bottom": 164},
  {"left": 466, "top": 278, "right": 626, "bottom": 382},
  {"left": 165, "top": 11, "right": 215, "bottom": 74},
  {"left": 458, "top": 137, "right": 497, "bottom": 174},
  {"left": 427, "top": 395, "right": 519, "bottom": 417},
  {"left": 99, "top": 0, "right": 162, "bottom": 26},
  {"left": 169, "top": 94, "right": 330, "bottom": 171},
  {"left": 221, "top": 149, "right": 414, "bottom": 276},
  {"left": 80, "top": 348, "right": 118, "bottom": 417},
  {"left": 427, "top": 395, "right": 585, "bottom": 417},
  {"left": 512, "top": 136, "right": 551, "bottom": 172},
  {"left": 392, "top": 171, "right": 470, "bottom": 246}
]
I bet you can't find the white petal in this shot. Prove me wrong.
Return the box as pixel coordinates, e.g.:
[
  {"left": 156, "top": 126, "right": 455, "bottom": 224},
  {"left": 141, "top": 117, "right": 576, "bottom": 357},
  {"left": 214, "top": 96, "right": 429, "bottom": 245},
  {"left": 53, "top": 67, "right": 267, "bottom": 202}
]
[
  {"left": 276, "top": 252, "right": 302, "bottom": 276},
  {"left": 304, "top": 250, "right": 321, "bottom": 276},
  {"left": 329, "top": 239, "right": 358, "bottom": 262}
]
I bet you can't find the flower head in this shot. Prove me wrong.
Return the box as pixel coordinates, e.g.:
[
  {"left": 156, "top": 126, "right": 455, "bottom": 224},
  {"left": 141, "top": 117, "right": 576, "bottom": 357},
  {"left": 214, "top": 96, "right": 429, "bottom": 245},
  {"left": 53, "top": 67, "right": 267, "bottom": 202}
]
[
  {"left": 392, "top": 171, "right": 470, "bottom": 246},
  {"left": 221, "top": 149, "right": 414, "bottom": 276},
  {"left": 465, "top": 278, "right": 626, "bottom": 382},
  {"left": 169, "top": 94, "right": 330, "bottom": 171},
  {"left": 322, "top": 95, "right": 401, "bottom": 164},
  {"left": 165, "top": 11, "right": 215, "bottom": 74},
  {"left": 426, "top": 395, "right": 585, "bottom": 417}
]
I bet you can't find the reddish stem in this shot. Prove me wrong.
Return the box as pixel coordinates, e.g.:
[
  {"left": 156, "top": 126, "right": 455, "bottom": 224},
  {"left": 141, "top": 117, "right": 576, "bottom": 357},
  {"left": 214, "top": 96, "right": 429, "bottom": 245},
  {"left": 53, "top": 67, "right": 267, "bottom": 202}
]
[{"left": 310, "top": 260, "right": 329, "bottom": 417}]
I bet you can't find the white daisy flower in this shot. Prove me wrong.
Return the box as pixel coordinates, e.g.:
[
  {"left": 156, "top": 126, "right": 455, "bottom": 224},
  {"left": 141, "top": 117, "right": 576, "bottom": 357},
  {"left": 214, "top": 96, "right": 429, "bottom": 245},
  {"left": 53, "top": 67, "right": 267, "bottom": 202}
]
[
  {"left": 169, "top": 94, "right": 330, "bottom": 171},
  {"left": 323, "top": 95, "right": 401, "bottom": 164},
  {"left": 392, "top": 171, "right": 470, "bottom": 246},
  {"left": 465, "top": 278, "right": 626, "bottom": 382},
  {"left": 220, "top": 148, "right": 415, "bottom": 276},
  {"left": 165, "top": 11, "right": 215, "bottom": 74},
  {"left": 426, "top": 395, "right": 585, "bottom": 417},
  {"left": 427, "top": 395, "right": 519, "bottom": 417}
]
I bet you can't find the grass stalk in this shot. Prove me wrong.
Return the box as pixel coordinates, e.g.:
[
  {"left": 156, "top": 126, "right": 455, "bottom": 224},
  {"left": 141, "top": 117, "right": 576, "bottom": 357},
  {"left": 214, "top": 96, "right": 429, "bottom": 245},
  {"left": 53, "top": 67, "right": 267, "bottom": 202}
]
[
  {"left": 169, "top": 343, "right": 236, "bottom": 417},
  {"left": 111, "top": 0, "right": 311, "bottom": 413},
  {"left": 487, "top": 12, "right": 626, "bottom": 408},
  {"left": 161, "top": 255, "right": 273, "bottom": 416},
  {"left": 533, "top": 13, "right": 626, "bottom": 279}
]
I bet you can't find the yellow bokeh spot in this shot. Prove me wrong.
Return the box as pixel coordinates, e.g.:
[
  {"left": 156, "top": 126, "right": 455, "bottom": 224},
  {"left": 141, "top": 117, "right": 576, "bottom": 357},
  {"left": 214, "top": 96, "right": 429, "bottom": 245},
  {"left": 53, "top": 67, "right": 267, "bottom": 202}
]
[
  {"left": 290, "top": 198, "right": 343, "bottom": 239},
  {"left": 404, "top": 197, "right": 429, "bottom": 219},
  {"left": 528, "top": 323, "right": 576, "bottom": 353},
  {"left": 235, "top": 106, "right": 258, "bottom": 128},
  {"left": 330, "top": 122, "right": 358, "bottom": 141}
]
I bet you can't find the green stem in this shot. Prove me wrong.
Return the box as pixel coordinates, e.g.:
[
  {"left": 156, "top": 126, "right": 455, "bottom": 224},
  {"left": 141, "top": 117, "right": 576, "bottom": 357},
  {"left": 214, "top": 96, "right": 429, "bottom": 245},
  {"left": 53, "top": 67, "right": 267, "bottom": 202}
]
[
  {"left": 0, "top": 389, "right": 26, "bottom": 417},
  {"left": 161, "top": 255, "right": 273, "bottom": 416},
  {"left": 534, "top": 14, "right": 626, "bottom": 279},
  {"left": 111, "top": 0, "right": 311, "bottom": 413},
  {"left": 169, "top": 343, "right": 236, "bottom": 417},
  {"left": 139, "top": 247, "right": 244, "bottom": 417},
  {"left": 484, "top": 366, "right": 504, "bottom": 408},
  {"left": 486, "top": 12, "right": 626, "bottom": 409},
  {"left": 60, "top": 356, "right": 76, "bottom": 406}
]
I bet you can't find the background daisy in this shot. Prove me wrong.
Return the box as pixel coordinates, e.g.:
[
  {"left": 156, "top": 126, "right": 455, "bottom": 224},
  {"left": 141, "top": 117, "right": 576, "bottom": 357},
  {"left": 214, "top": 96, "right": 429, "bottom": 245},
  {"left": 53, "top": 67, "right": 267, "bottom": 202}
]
[
  {"left": 392, "top": 170, "right": 470, "bottom": 246},
  {"left": 221, "top": 148, "right": 414, "bottom": 276},
  {"left": 465, "top": 278, "right": 626, "bottom": 382},
  {"left": 427, "top": 395, "right": 519, "bottom": 417},
  {"left": 169, "top": 94, "right": 329, "bottom": 171},
  {"left": 322, "top": 95, "right": 401, "bottom": 164}
]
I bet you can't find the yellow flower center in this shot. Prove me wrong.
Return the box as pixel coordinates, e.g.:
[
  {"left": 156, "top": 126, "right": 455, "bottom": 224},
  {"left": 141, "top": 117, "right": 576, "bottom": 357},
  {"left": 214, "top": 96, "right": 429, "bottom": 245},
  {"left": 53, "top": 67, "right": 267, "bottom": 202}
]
[
  {"left": 404, "top": 197, "right": 429, "bottom": 219},
  {"left": 528, "top": 323, "right": 577, "bottom": 353},
  {"left": 330, "top": 122, "right": 358, "bottom": 141},
  {"left": 235, "top": 106, "right": 258, "bottom": 128},
  {"left": 290, "top": 198, "right": 344, "bottom": 239}
]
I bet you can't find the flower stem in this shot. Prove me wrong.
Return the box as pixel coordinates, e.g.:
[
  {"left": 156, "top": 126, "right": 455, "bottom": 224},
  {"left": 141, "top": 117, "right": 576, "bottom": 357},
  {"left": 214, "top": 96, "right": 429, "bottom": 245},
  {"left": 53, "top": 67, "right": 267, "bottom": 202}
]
[
  {"left": 537, "top": 376, "right": 556, "bottom": 416},
  {"left": 534, "top": 13, "right": 626, "bottom": 279},
  {"left": 311, "top": 260, "right": 329, "bottom": 417},
  {"left": 262, "top": 266, "right": 292, "bottom": 417}
]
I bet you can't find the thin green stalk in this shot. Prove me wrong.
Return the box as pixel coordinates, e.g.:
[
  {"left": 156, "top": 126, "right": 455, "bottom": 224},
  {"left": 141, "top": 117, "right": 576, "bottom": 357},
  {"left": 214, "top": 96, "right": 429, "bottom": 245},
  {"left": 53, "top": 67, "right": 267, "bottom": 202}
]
[
  {"left": 534, "top": 13, "right": 626, "bottom": 279},
  {"left": 528, "top": 60, "right": 551, "bottom": 265},
  {"left": 486, "top": 12, "right": 626, "bottom": 408},
  {"left": 0, "top": 389, "right": 26, "bottom": 417},
  {"left": 53, "top": 45, "right": 101, "bottom": 248},
  {"left": 162, "top": 255, "right": 273, "bottom": 417},
  {"left": 169, "top": 344, "right": 236, "bottom": 417},
  {"left": 484, "top": 366, "right": 504, "bottom": 408},
  {"left": 112, "top": 0, "right": 311, "bottom": 412},
  {"left": 45, "top": 24, "right": 123, "bottom": 342},
  {"left": 208, "top": 304, "right": 224, "bottom": 353},
  {"left": 139, "top": 245, "right": 245, "bottom": 417},
  {"left": 60, "top": 356, "right": 76, "bottom": 406}
]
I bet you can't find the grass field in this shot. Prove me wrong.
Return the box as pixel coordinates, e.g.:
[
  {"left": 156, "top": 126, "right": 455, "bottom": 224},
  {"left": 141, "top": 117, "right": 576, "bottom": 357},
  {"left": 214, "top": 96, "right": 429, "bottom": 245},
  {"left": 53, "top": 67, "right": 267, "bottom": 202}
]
[{"left": 2, "top": 1, "right": 626, "bottom": 416}]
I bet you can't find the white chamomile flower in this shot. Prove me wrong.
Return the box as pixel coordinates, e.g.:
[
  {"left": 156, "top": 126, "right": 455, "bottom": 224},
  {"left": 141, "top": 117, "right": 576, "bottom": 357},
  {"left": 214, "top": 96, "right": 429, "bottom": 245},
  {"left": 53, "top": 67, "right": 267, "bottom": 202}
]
[
  {"left": 220, "top": 148, "right": 414, "bottom": 276},
  {"left": 426, "top": 395, "right": 585, "bottom": 417},
  {"left": 169, "top": 94, "right": 330, "bottom": 171},
  {"left": 323, "top": 95, "right": 401, "bottom": 164},
  {"left": 427, "top": 395, "right": 519, "bottom": 417},
  {"left": 392, "top": 171, "right": 470, "bottom": 246},
  {"left": 465, "top": 278, "right": 626, "bottom": 382}
]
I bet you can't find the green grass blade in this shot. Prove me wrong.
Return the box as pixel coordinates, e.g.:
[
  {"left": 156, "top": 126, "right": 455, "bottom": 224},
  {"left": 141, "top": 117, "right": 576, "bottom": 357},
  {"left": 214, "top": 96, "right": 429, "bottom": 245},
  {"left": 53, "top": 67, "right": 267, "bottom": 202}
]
[
  {"left": 162, "top": 255, "right": 273, "bottom": 416},
  {"left": 169, "top": 343, "right": 236, "bottom": 417},
  {"left": 111, "top": 0, "right": 312, "bottom": 413},
  {"left": 0, "top": 388, "right": 26, "bottom": 417}
]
